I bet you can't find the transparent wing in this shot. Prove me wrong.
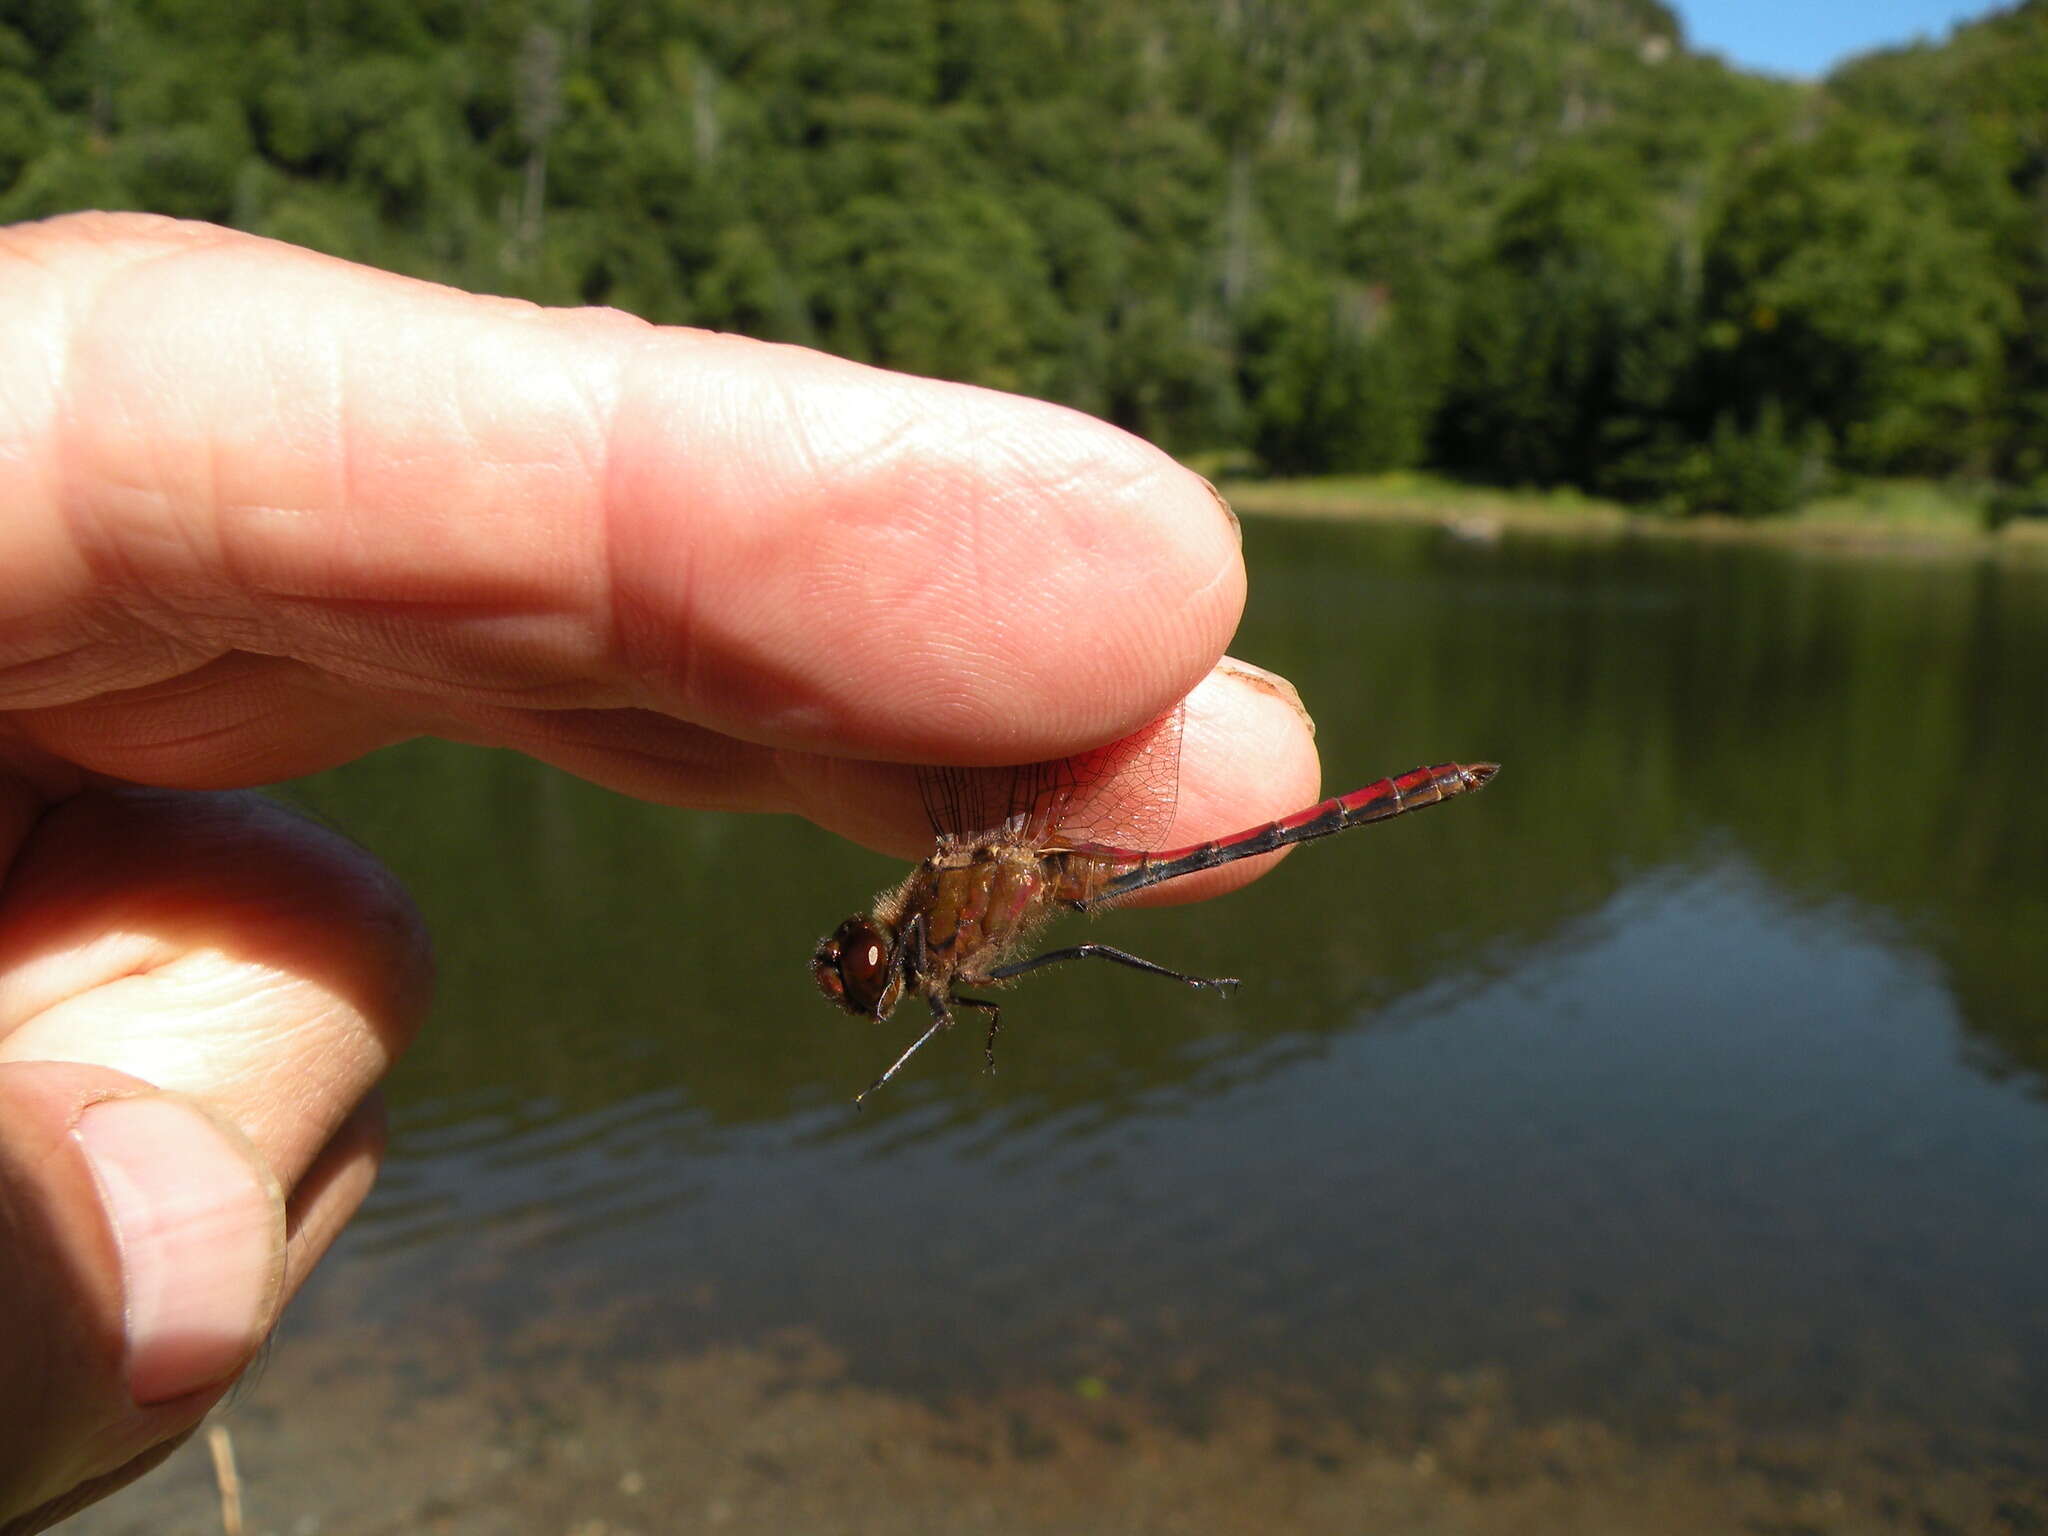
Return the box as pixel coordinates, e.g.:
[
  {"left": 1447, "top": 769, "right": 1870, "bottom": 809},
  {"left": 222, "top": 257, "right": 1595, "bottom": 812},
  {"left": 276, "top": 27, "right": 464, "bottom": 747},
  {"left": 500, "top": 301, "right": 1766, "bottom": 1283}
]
[{"left": 916, "top": 706, "right": 1183, "bottom": 853}]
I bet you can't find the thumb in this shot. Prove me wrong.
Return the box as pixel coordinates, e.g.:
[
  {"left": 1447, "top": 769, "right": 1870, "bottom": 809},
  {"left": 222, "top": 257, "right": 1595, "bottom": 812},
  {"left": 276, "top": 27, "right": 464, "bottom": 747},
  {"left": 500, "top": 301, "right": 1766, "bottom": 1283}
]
[{"left": 0, "top": 1060, "right": 284, "bottom": 1534}]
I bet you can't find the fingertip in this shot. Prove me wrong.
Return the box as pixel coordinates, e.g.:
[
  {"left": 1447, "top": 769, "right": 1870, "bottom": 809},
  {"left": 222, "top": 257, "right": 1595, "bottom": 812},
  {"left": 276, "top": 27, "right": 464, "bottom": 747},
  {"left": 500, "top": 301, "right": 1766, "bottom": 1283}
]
[
  {"left": 1129, "top": 660, "right": 1324, "bottom": 907},
  {"left": 0, "top": 1062, "right": 277, "bottom": 1525},
  {"left": 1212, "top": 655, "right": 1315, "bottom": 740},
  {"left": 606, "top": 337, "right": 1246, "bottom": 763},
  {"left": 73, "top": 1094, "right": 284, "bottom": 1406}
]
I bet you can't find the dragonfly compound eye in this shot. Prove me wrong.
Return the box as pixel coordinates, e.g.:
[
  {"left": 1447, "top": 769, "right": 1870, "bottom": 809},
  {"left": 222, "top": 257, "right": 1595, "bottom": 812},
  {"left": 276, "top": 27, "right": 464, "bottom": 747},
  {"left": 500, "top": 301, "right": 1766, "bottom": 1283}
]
[{"left": 814, "top": 917, "right": 893, "bottom": 1016}]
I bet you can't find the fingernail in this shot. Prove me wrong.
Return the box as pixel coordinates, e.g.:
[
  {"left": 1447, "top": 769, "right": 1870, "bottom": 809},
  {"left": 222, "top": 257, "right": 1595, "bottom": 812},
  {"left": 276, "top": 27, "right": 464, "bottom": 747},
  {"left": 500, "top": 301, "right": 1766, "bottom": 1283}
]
[
  {"left": 1216, "top": 657, "right": 1315, "bottom": 740},
  {"left": 74, "top": 1097, "right": 283, "bottom": 1405},
  {"left": 1196, "top": 475, "right": 1242, "bottom": 544}
]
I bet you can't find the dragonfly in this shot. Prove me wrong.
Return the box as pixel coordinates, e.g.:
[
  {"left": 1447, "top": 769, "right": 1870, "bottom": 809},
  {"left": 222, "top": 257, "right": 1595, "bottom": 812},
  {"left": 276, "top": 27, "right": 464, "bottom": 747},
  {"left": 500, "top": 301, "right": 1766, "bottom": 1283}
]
[{"left": 812, "top": 707, "right": 1497, "bottom": 1105}]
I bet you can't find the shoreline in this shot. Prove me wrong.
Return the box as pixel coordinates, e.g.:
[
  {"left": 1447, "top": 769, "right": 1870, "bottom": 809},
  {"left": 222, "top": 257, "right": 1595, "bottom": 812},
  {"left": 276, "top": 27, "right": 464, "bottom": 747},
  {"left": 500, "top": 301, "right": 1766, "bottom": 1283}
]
[{"left": 1219, "top": 477, "right": 2048, "bottom": 562}]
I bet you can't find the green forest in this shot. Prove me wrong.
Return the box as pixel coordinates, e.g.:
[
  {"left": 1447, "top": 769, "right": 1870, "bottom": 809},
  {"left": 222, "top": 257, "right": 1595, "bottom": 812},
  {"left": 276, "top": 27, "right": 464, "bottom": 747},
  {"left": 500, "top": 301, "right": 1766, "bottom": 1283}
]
[{"left": 2, "top": 0, "right": 2044, "bottom": 517}]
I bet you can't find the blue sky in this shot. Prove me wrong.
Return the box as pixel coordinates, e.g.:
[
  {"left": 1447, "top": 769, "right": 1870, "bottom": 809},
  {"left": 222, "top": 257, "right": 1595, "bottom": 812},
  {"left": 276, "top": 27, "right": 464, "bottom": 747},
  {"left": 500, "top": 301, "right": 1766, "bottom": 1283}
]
[{"left": 1665, "top": 0, "right": 2011, "bottom": 77}]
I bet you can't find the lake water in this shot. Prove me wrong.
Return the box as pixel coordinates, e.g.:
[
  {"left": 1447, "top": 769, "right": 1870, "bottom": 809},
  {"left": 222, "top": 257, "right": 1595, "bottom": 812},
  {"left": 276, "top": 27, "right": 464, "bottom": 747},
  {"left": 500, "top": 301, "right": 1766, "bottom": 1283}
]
[{"left": 73, "top": 521, "right": 2048, "bottom": 1534}]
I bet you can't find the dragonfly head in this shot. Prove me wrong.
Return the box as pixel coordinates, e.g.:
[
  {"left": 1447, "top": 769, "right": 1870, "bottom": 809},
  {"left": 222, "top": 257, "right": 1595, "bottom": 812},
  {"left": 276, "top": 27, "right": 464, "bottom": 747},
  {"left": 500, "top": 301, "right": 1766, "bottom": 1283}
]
[{"left": 812, "top": 916, "right": 902, "bottom": 1019}]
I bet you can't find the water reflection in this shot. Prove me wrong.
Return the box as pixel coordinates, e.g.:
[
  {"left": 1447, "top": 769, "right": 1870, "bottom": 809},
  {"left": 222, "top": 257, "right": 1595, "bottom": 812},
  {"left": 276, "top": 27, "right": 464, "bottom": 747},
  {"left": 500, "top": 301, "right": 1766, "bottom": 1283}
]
[{"left": 74, "top": 522, "right": 2048, "bottom": 1531}]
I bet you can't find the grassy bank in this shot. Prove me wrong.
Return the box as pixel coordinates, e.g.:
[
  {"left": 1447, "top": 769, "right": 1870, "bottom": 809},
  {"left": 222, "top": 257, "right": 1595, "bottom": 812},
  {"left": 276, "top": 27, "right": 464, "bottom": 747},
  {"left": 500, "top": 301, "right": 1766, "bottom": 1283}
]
[{"left": 1217, "top": 473, "right": 2048, "bottom": 560}]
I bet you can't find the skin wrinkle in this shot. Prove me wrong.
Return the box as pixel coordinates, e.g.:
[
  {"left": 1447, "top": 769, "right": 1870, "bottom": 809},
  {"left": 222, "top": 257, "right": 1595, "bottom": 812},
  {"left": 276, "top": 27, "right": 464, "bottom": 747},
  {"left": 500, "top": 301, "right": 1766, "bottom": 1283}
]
[
  {"left": 326, "top": 295, "right": 362, "bottom": 618},
  {"left": 16, "top": 678, "right": 391, "bottom": 791},
  {"left": 1, "top": 951, "right": 177, "bottom": 1033},
  {"left": 143, "top": 963, "right": 357, "bottom": 1069},
  {"left": 558, "top": 326, "right": 628, "bottom": 712},
  {"left": 278, "top": 272, "right": 350, "bottom": 660},
  {"left": 441, "top": 319, "right": 618, "bottom": 602},
  {"left": 87, "top": 962, "right": 286, "bottom": 1046},
  {"left": 276, "top": 266, "right": 567, "bottom": 623},
  {"left": 48, "top": 702, "right": 291, "bottom": 770},
  {"left": 0, "top": 598, "right": 217, "bottom": 714},
  {"left": 442, "top": 328, "right": 494, "bottom": 482},
  {"left": 0, "top": 625, "right": 146, "bottom": 712},
  {"left": 762, "top": 355, "right": 839, "bottom": 505},
  {"left": 61, "top": 650, "right": 245, "bottom": 713},
  {"left": 259, "top": 609, "right": 579, "bottom": 710},
  {"left": 50, "top": 453, "right": 219, "bottom": 705},
  {"left": 285, "top": 645, "right": 497, "bottom": 711},
  {"left": 241, "top": 600, "right": 625, "bottom": 710},
  {"left": 718, "top": 367, "right": 880, "bottom": 718},
  {"left": 610, "top": 338, "right": 712, "bottom": 722},
  {"left": 62, "top": 241, "right": 242, "bottom": 640},
  {"left": 1180, "top": 537, "right": 1244, "bottom": 633},
  {"left": 683, "top": 405, "right": 855, "bottom": 737},
  {"left": 2, "top": 907, "right": 412, "bottom": 1079}
]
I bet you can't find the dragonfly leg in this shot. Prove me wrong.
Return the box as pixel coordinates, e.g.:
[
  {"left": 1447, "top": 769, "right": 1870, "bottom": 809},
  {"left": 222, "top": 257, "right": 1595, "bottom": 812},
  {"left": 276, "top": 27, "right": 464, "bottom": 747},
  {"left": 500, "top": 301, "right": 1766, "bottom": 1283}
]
[
  {"left": 987, "top": 944, "right": 1240, "bottom": 995},
  {"left": 955, "top": 996, "right": 1003, "bottom": 1074},
  {"left": 856, "top": 994, "right": 954, "bottom": 1108},
  {"left": 876, "top": 910, "right": 926, "bottom": 1020}
]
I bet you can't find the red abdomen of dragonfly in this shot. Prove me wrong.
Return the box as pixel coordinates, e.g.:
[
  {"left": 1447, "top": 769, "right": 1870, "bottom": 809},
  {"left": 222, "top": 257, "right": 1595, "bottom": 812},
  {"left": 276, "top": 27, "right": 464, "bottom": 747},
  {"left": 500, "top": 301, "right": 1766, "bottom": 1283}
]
[{"left": 1058, "top": 760, "right": 1499, "bottom": 905}]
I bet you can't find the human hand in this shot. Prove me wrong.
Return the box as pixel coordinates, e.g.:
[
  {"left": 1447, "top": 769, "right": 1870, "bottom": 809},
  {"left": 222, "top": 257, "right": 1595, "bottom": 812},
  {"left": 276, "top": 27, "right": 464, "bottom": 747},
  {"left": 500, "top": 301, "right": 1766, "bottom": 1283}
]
[{"left": 0, "top": 212, "right": 1319, "bottom": 1530}]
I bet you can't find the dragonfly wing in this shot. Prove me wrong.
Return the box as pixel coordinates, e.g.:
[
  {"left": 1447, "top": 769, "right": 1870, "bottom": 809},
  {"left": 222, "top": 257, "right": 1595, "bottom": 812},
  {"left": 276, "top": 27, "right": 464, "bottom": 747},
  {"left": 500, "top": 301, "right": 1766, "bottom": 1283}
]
[{"left": 915, "top": 706, "right": 1184, "bottom": 852}]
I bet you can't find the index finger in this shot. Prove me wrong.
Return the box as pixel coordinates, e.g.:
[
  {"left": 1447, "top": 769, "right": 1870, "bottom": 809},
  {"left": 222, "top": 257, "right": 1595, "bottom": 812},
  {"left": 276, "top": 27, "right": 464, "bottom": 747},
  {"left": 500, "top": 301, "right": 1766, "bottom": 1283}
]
[{"left": 2, "top": 215, "right": 1245, "bottom": 781}]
